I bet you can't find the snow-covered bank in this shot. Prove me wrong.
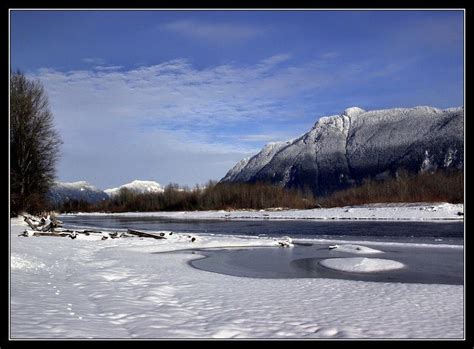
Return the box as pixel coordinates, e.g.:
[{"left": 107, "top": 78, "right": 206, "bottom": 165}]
[
  {"left": 66, "top": 202, "right": 464, "bottom": 221},
  {"left": 10, "top": 219, "right": 463, "bottom": 339}
]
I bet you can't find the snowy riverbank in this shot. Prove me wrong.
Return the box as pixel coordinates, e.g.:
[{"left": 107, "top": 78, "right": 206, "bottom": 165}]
[
  {"left": 9, "top": 217, "right": 464, "bottom": 339},
  {"left": 67, "top": 202, "right": 464, "bottom": 221}
]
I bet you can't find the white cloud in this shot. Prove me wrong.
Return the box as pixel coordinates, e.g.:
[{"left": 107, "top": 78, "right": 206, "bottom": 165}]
[
  {"left": 37, "top": 55, "right": 335, "bottom": 135},
  {"left": 93, "top": 65, "right": 123, "bottom": 71},
  {"left": 320, "top": 52, "right": 339, "bottom": 60},
  {"left": 31, "top": 54, "right": 406, "bottom": 187},
  {"left": 82, "top": 57, "right": 105, "bottom": 65},
  {"left": 238, "top": 134, "right": 278, "bottom": 142}
]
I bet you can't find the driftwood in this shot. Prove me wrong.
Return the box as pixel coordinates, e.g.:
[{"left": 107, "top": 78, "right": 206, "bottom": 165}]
[
  {"left": 23, "top": 214, "right": 62, "bottom": 232},
  {"left": 24, "top": 217, "right": 39, "bottom": 230},
  {"left": 41, "top": 223, "right": 52, "bottom": 232},
  {"left": 18, "top": 217, "right": 168, "bottom": 241},
  {"left": 127, "top": 229, "right": 166, "bottom": 240},
  {"left": 19, "top": 230, "right": 72, "bottom": 238},
  {"left": 33, "top": 232, "right": 70, "bottom": 238}
]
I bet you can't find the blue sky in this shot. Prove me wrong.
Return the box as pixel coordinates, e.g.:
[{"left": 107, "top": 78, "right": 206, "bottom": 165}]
[{"left": 10, "top": 10, "right": 464, "bottom": 189}]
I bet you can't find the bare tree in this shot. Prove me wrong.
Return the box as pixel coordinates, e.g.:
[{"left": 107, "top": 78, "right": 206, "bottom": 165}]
[{"left": 10, "top": 70, "right": 62, "bottom": 215}]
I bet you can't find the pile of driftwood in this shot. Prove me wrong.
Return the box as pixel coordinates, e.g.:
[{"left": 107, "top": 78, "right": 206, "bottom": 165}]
[
  {"left": 23, "top": 213, "right": 63, "bottom": 232},
  {"left": 18, "top": 214, "right": 178, "bottom": 241}
]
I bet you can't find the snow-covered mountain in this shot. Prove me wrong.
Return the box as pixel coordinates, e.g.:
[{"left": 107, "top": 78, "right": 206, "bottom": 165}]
[
  {"left": 104, "top": 180, "right": 164, "bottom": 197},
  {"left": 47, "top": 181, "right": 109, "bottom": 204},
  {"left": 221, "top": 106, "right": 464, "bottom": 196}
]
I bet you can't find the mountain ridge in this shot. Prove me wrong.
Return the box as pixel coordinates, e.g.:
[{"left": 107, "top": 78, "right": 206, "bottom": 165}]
[
  {"left": 221, "top": 106, "right": 464, "bottom": 196},
  {"left": 47, "top": 181, "right": 109, "bottom": 205}
]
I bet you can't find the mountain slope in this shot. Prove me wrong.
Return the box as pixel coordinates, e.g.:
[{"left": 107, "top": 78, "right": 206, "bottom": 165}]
[
  {"left": 221, "top": 106, "right": 463, "bottom": 196},
  {"left": 47, "top": 181, "right": 109, "bottom": 204}
]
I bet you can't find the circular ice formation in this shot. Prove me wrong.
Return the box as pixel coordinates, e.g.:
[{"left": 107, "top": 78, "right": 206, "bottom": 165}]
[{"left": 319, "top": 257, "right": 404, "bottom": 273}]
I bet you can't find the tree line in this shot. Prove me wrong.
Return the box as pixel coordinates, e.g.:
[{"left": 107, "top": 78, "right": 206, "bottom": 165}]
[
  {"left": 51, "top": 169, "right": 463, "bottom": 214},
  {"left": 51, "top": 181, "right": 317, "bottom": 213},
  {"left": 320, "top": 169, "right": 463, "bottom": 207}
]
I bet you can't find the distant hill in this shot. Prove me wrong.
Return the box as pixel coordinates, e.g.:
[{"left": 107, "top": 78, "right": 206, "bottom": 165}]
[
  {"left": 47, "top": 181, "right": 109, "bottom": 205},
  {"left": 221, "top": 106, "right": 463, "bottom": 196}
]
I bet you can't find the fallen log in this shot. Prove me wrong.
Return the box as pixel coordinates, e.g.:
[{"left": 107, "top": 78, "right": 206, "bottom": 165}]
[
  {"left": 19, "top": 230, "right": 72, "bottom": 238},
  {"left": 33, "top": 232, "right": 71, "bottom": 238},
  {"left": 23, "top": 214, "right": 62, "bottom": 232},
  {"left": 127, "top": 229, "right": 166, "bottom": 240},
  {"left": 18, "top": 226, "right": 167, "bottom": 240},
  {"left": 82, "top": 229, "right": 102, "bottom": 234},
  {"left": 24, "top": 217, "right": 39, "bottom": 230},
  {"left": 41, "top": 222, "right": 52, "bottom": 232},
  {"left": 53, "top": 228, "right": 90, "bottom": 236}
]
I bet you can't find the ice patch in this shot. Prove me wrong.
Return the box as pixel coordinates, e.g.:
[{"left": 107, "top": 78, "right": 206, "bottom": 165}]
[
  {"left": 329, "top": 244, "right": 383, "bottom": 254},
  {"left": 319, "top": 257, "right": 405, "bottom": 273}
]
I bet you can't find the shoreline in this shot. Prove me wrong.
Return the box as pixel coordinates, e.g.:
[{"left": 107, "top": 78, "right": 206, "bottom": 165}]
[{"left": 60, "top": 202, "right": 464, "bottom": 222}]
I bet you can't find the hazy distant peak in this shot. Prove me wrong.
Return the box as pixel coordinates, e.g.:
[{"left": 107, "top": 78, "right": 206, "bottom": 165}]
[{"left": 48, "top": 181, "right": 108, "bottom": 204}]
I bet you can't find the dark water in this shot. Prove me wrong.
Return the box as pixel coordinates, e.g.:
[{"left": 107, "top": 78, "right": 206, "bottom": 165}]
[
  {"left": 190, "top": 244, "right": 464, "bottom": 285},
  {"left": 60, "top": 215, "right": 464, "bottom": 284},
  {"left": 60, "top": 215, "right": 464, "bottom": 245}
]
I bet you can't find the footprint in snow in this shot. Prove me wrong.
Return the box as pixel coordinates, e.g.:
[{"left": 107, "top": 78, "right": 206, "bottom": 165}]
[{"left": 314, "top": 327, "right": 339, "bottom": 337}]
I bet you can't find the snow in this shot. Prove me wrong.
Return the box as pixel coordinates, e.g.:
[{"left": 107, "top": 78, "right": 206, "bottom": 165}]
[
  {"left": 221, "top": 141, "right": 291, "bottom": 182},
  {"left": 277, "top": 236, "right": 294, "bottom": 248},
  {"left": 320, "top": 257, "right": 405, "bottom": 273},
  {"left": 68, "top": 202, "right": 464, "bottom": 222},
  {"left": 343, "top": 106, "right": 366, "bottom": 117},
  {"left": 105, "top": 180, "right": 164, "bottom": 197},
  {"left": 10, "top": 219, "right": 463, "bottom": 339},
  {"left": 11, "top": 254, "right": 46, "bottom": 271},
  {"left": 221, "top": 157, "right": 251, "bottom": 181}
]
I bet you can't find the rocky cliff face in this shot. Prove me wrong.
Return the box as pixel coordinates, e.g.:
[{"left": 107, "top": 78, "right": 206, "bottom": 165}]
[{"left": 221, "top": 106, "right": 464, "bottom": 196}]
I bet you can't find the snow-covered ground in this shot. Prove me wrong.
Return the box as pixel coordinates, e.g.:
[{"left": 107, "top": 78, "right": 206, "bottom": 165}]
[
  {"left": 69, "top": 202, "right": 464, "bottom": 221},
  {"left": 10, "top": 217, "right": 464, "bottom": 339}
]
